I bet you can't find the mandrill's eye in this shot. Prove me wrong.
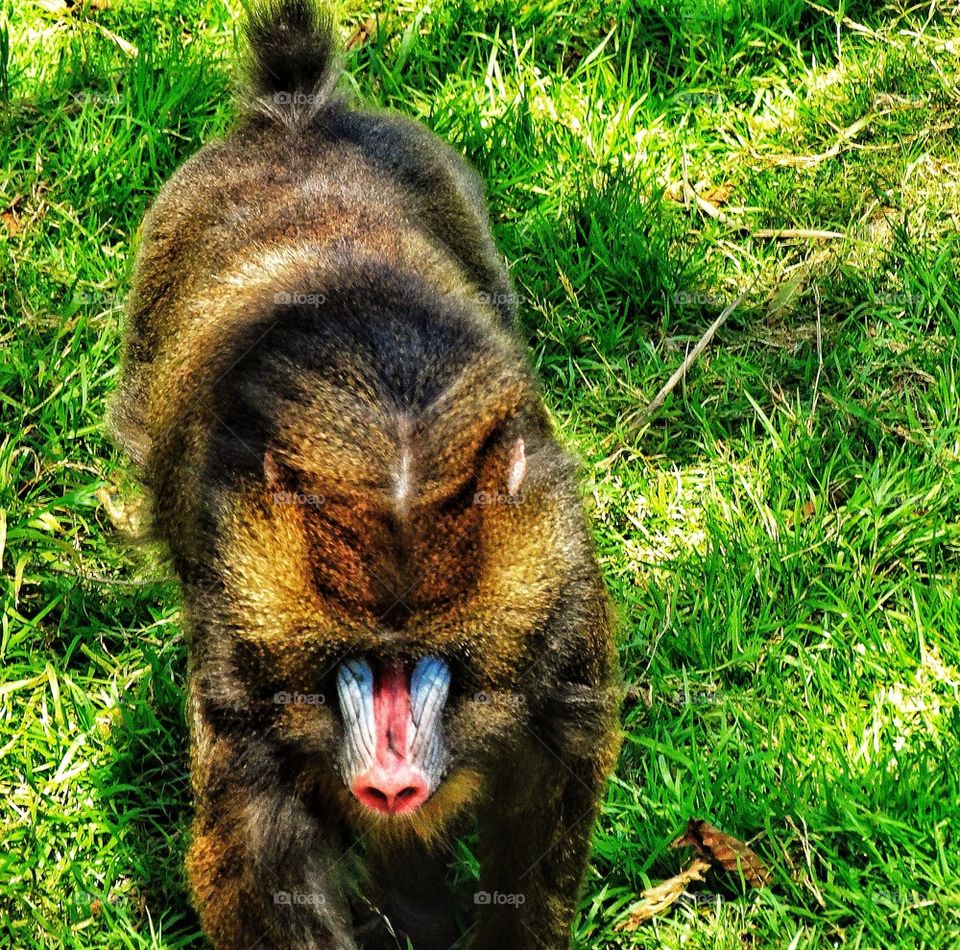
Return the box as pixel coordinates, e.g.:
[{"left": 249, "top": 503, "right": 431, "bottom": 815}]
[{"left": 335, "top": 655, "right": 451, "bottom": 816}]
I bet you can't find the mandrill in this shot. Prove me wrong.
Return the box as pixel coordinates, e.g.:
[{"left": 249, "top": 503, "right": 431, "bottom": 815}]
[{"left": 109, "top": 1, "right": 621, "bottom": 947}]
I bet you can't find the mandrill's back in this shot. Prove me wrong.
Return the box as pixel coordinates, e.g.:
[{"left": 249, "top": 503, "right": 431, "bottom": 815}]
[
  {"left": 111, "top": 13, "right": 553, "bottom": 594},
  {"left": 107, "top": 0, "right": 609, "bottom": 668}
]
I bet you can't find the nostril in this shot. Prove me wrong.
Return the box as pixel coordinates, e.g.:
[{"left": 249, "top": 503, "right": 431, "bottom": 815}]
[
  {"left": 362, "top": 787, "right": 390, "bottom": 808},
  {"left": 352, "top": 770, "right": 429, "bottom": 814}
]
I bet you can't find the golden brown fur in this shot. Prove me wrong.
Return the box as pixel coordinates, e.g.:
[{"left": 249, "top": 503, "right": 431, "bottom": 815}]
[{"left": 111, "top": 2, "right": 621, "bottom": 947}]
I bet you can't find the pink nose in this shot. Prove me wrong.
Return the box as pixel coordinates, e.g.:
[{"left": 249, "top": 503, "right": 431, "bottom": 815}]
[{"left": 352, "top": 765, "right": 430, "bottom": 815}]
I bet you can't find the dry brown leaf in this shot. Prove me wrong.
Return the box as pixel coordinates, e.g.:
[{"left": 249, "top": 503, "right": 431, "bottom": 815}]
[
  {"left": 672, "top": 819, "right": 772, "bottom": 888},
  {"left": 698, "top": 182, "right": 734, "bottom": 206},
  {"left": 614, "top": 858, "right": 712, "bottom": 931},
  {"left": 689, "top": 188, "right": 724, "bottom": 220},
  {"left": 663, "top": 181, "right": 684, "bottom": 203},
  {"left": 622, "top": 681, "right": 653, "bottom": 711},
  {"left": 1, "top": 195, "right": 23, "bottom": 236},
  {"left": 664, "top": 180, "right": 733, "bottom": 207},
  {"left": 345, "top": 17, "right": 378, "bottom": 51}
]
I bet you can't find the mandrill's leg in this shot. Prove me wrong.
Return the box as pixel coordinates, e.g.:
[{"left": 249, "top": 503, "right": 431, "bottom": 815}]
[
  {"left": 471, "top": 687, "right": 620, "bottom": 950},
  {"left": 186, "top": 693, "right": 357, "bottom": 949}
]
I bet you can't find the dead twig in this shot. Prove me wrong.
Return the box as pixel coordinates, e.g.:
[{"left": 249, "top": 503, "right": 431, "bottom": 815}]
[
  {"left": 638, "top": 291, "right": 748, "bottom": 425},
  {"left": 809, "top": 284, "right": 823, "bottom": 430},
  {"left": 752, "top": 228, "right": 847, "bottom": 240}
]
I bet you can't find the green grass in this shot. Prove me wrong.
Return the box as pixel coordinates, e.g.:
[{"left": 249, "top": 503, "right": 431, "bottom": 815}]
[{"left": 2, "top": 0, "right": 960, "bottom": 946}]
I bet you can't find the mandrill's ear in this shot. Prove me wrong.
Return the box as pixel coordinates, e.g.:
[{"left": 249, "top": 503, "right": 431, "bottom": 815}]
[
  {"left": 506, "top": 436, "right": 526, "bottom": 496},
  {"left": 262, "top": 449, "right": 301, "bottom": 503},
  {"left": 264, "top": 449, "right": 282, "bottom": 488},
  {"left": 263, "top": 449, "right": 300, "bottom": 490}
]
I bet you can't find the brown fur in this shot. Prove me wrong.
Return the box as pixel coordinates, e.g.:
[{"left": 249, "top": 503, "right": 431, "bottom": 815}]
[{"left": 111, "top": 2, "right": 621, "bottom": 947}]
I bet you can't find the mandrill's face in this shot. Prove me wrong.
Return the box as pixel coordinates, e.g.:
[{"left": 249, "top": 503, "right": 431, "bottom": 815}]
[
  {"left": 206, "top": 426, "right": 568, "bottom": 826},
  {"left": 335, "top": 655, "right": 450, "bottom": 815}
]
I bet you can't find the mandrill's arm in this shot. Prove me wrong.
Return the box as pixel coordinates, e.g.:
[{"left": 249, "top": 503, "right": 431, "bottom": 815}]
[
  {"left": 186, "top": 687, "right": 358, "bottom": 950},
  {"left": 472, "top": 678, "right": 621, "bottom": 949}
]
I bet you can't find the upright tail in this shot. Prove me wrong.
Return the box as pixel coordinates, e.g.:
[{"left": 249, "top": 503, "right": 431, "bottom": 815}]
[{"left": 243, "top": 0, "right": 340, "bottom": 127}]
